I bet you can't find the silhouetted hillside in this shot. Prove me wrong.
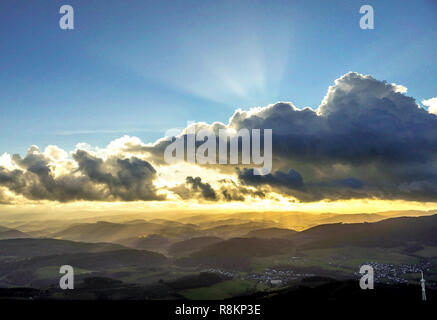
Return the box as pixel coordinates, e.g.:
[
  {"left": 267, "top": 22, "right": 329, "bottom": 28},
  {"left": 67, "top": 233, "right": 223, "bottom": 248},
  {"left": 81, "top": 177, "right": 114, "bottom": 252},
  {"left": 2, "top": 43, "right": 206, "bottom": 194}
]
[
  {"left": 0, "top": 238, "right": 127, "bottom": 258},
  {"left": 246, "top": 227, "right": 297, "bottom": 239},
  {"left": 0, "top": 228, "right": 29, "bottom": 240},
  {"left": 168, "top": 237, "right": 223, "bottom": 256},
  {"left": 166, "top": 272, "right": 225, "bottom": 290},
  {"left": 236, "top": 279, "right": 437, "bottom": 304},
  {"left": 201, "top": 222, "right": 278, "bottom": 238},
  {"left": 183, "top": 238, "right": 294, "bottom": 270},
  {"left": 54, "top": 221, "right": 198, "bottom": 243},
  {"left": 18, "top": 249, "right": 168, "bottom": 270},
  {"left": 0, "top": 247, "right": 168, "bottom": 287},
  {"left": 292, "top": 214, "right": 437, "bottom": 248},
  {"left": 119, "top": 234, "right": 171, "bottom": 251}
]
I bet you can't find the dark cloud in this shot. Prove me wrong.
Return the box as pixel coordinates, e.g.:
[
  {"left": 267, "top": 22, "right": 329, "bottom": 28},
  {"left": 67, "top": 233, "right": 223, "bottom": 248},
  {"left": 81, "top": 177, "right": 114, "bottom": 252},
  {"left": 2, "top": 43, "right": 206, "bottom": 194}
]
[
  {"left": 171, "top": 176, "right": 265, "bottom": 202},
  {"left": 140, "top": 72, "right": 437, "bottom": 202},
  {"left": 2, "top": 72, "right": 437, "bottom": 203},
  {"left": 238, "top": 168, "right": 304, "bottom": 190},
  {"left": 230, "top": 73, "right": 437, "bottom": 201},
  {"left": 219, "top": 178, "right": 265, "bottom": 201},
  {"left": 170, "top": 176, "right": 216, "bottom": 201},
  {"left": 221, "top": 188, "right": 245, "bottom": 202},
  {"left": 328, "top": 178, "right": 364, "bottom": 189},
  {"left": 238, "top": 167, "right": 368, "bottom": 202},
  {"left": 0, "top": 147, "right": 163, "bottom": 202},
  {"left": 185, "top": 176, "right": 217, "bottom": 200},
  {"left": 72, "top": 150, "right": 160, "bottom": 201}
]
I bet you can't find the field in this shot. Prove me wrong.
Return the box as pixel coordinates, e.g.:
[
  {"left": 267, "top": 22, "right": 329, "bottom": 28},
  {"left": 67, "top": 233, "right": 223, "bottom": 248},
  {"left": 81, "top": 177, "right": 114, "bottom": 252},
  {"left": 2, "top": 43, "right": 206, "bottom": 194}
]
[
  {"left": 35, "top": 266, "right": 92, "bottom": 280},
  {"left": 179, "top": 279, "right": 264, "bottom": 300},
  {"left": 253, "top": 247, "right": 421, "bottom": 274},
  {"left": 415, "top": 246, "right": 437, "bottom": 258}
]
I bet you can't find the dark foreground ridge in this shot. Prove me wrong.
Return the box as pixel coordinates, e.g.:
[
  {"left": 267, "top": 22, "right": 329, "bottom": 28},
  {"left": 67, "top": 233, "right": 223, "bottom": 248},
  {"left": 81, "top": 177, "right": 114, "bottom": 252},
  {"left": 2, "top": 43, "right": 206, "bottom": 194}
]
[
  {"left": 0, "top": 280, "right": 434, "bottom": 319},
  {"left": 1, "top": 278, "right": 434, "bottom": 301}
]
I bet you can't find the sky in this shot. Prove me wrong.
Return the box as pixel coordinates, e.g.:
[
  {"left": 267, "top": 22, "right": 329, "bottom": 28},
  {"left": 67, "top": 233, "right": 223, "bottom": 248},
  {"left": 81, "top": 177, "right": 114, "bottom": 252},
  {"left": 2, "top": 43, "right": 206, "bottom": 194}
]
[
  {"left": 0, "top": 0, "right": 437, "bottom": 213},
  {"left": 1, "top": 0, "right": 436, "bottom": 154}
]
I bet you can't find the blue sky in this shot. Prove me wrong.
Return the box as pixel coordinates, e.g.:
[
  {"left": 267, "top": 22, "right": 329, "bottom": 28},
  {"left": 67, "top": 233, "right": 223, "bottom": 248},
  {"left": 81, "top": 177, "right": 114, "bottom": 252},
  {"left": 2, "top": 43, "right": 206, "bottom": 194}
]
[{"left": 1, "top": 0, "right": 436, "bottom": 155}]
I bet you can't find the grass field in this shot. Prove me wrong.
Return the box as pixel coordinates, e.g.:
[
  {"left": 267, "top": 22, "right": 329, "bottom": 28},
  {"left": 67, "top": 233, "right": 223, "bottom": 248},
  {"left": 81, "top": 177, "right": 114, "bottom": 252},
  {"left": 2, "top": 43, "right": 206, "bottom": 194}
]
[
  {"left": 179, "top": 279, "right": 262, "bottom": 300},
  {"left": 102, "top": 265, "right": 200, "bottom": 285},
  {"left": 252, "top": 247, "right": 420, "bottom": 274},
  {"left": 302, "top": 247, "right": 419, "bottom": 268},
  {"left": 415, "top": 246, "right": 437, "bottom": 258},
  {"left": 35, "top": 266, "right": 92, "bottom": 280}
]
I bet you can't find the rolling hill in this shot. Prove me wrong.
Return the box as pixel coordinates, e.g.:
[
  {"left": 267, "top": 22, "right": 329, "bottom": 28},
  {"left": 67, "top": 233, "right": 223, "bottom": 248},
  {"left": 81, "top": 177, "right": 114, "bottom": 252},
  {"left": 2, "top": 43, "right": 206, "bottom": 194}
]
[
  {"left": 54, "top": 220, "right": 199, "bottom": 243},
  {"left": 15, "top": 249, "right": 168, "bottom": 271},
  {"left": 0, "top": 226, "right": 29, "bottom": 240},
  {"left": 168, "top": 237, "right": 223, "bottom": 257},
  {"left": 200, "top": 222, "right": 278, "bottom": 238},
  {"left": 291, "top": 214, "right": 437, "bottom": 249},
  {"left": 0, "top": 238, "right": 127, "bottom": 259},
  {"left": 182, "top": 238, "right": 294, "bottom": 270},
  {"left": 119, "top": 234, "right": 173, "bottom": 253},
  {"left": 245, "top": 227, "right": 298, "bottom": 239},
  {"left": 0, "top": 239, "right": 168, "bottom": 287}
]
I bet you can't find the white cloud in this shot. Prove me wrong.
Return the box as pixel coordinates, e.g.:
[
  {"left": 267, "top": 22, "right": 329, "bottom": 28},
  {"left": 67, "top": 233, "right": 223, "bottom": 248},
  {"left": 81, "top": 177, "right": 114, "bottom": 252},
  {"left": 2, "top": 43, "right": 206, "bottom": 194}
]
[
  {"left": 422, "top": 97, "right": 437, "bottom": 115},
  {"left": 392, "top": 83, "right": 408, "bottom": 93},
  {"left": 3, "top": 72, "right": 437, "bottom": 204}
]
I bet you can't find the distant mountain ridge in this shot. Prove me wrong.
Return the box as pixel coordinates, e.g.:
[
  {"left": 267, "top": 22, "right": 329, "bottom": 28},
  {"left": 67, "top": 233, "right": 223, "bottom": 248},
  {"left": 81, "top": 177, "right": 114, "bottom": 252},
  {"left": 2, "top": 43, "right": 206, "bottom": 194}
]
[
  {"left": 182, "top": 237, "right": 294, "bottom": 270},
  {"left": 0, "top": 238, "right": 127, "bottom": 258},
  {"left": 245, "top": 227, "right": 298, "bottom": 239},
  {"left": 291, "top": 214, "right": 437, "bottom": 248},
  {"left": 168, "top": 236, "right": 223, "bottom": 257},
  {"left": 54, "top": 220, "right": 198, "bottom": 243},
  {"left": 0, "top": 226, "right": 30, "bottom": 240},
  {"left": 0, "top": 238, "right": 168, "bottom": 287}
]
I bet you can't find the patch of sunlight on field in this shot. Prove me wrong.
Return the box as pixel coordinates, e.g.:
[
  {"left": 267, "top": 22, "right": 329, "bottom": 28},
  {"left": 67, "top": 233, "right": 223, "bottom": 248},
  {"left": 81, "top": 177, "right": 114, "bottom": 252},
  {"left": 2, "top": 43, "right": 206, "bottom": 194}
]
[
  {"left": 302, "top": 247, "right": 419, "bottom": 268},
  {"left": 107, "top": 265, "right": 200, "bottom": 285},
  {"left": 415, "top": 246, "right": 437, "bottom": 258},
  {"left": 252, "top": 247, "right": 420, "bottom": 274},
  {"left": 252, "top": 251, "right": 351, "bottom": 274},
  {"left": 35, "top": 266, "right": 92, "bottom": 279},
  {"left": 179, "top": 279, "right": 258, "bottom": 300},
  {"left": 252, "top": 253, "right": 298, "bottom": 272}
]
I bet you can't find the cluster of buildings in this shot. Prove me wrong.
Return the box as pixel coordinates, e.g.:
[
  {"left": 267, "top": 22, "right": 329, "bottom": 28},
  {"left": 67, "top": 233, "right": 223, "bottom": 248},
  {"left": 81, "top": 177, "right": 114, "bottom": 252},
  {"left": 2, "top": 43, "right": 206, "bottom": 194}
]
[
  {"left": 205, "top": 268, "right": 238, "bottom": 279},
  {"left": 205, "top": 267, "right": 314, "bottom": 286},
  {"left": 206, "top": 260, "right": 434, "bottom": 289},
  {"left": 355, "top": 261, "right": 433, "bottom": 284},
  {"left": 244, "top": 268, "right": 315, "bottom": 286}
]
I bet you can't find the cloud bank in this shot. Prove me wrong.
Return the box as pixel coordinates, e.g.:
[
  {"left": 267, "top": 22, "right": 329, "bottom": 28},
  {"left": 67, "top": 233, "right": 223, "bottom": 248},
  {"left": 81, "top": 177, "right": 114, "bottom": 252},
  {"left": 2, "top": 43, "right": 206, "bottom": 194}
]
[
  {"left": 1, "top": 72, "right": 437, "bottom": 204},
  {"left": 0, "top": 146, "right": 162, "bottom": 202}
]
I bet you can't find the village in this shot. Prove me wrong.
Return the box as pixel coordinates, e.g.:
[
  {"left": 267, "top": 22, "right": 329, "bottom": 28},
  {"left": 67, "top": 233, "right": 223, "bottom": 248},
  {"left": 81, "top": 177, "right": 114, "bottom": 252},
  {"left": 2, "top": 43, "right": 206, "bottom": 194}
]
[{"left": 205, "top": 260, "right": 433, "bottom": 287}]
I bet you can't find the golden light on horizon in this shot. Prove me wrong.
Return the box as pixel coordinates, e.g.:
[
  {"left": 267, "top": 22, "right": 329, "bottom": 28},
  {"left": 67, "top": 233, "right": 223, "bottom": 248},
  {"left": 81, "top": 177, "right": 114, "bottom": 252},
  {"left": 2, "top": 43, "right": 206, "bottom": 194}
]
[{"left": 1, "top": 196, "right": 436, "bottom": 219}]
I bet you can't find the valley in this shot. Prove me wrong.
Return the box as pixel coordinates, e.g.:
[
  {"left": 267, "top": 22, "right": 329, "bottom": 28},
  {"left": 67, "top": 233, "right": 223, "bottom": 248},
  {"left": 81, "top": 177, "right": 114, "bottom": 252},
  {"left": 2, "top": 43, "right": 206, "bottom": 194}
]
[{"left": 0, "top": 210, "right": 436, "bottom": 300}]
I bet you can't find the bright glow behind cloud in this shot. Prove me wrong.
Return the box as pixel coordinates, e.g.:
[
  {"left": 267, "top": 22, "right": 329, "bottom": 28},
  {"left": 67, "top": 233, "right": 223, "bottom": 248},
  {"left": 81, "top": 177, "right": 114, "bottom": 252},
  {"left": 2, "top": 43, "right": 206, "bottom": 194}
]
[{"left": 423, "top": 97, "right": 437, "bottom": 115}]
